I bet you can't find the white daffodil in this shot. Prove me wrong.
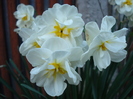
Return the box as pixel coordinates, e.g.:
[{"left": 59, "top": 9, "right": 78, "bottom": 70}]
[
  {"left": 14, "top": 3, "right": 34, "bottom": 28},
  {"left": 41, "top": 37, "right": 84, "bottom": 68},
  {"left": 82, "top": 16, "right": 127, "bottom": 71},
  {"left": 40, "top": 3, "right": 84, "bottom": 47},
  {"left": 115, "top": 0, "right": 133, "bottom": 16},
  {"left": 85, "top": 16, "right": 116, "bottom": 45},
  {"left": 26, "top": 48, "right": 81, "bottom": 96}
]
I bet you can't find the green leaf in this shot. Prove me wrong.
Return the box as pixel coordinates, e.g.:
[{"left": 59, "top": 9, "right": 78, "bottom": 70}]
[
  {"left": 9, "top": 59, "right": 30, "bottom": 84},
  {"left": 119, "top": 79, "right": 133, "bottom": 99},
  {"left": 21, "top": 84, "right": 47, "bottom": 99},
  {"left": 0, "top": 93, "right": 7, "bottom": 98},
  {"left": 6, "top": 62, "right": 34, "bottom": 99},
  {"left": 0, "top": 77, "right": 21, "bottom": 99}
]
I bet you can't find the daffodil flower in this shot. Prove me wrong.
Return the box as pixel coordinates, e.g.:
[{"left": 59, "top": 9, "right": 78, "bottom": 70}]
[
  {"left": 26, "top": 48, "right": 81, "bottom": 96},
  {"left": 14, "top": 3, "right": 34, "bottom": 28},
  {"left": 115, "top": 0, "right": 133, "bottom": 16},
  {"left": 40, "top": 3, "right": 84, "bottom": 47},
  {"left": 82, "top": 16, "right": 127, "bottom": 71},
  {"left": 41, "top": 37, "right": 85, "bottom": 68}
]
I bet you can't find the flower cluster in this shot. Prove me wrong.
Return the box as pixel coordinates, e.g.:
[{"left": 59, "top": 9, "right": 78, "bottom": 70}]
[
  {"left": 14, "top": 3, "right": 127, "bottom": 96},
  {"left": 109, "top": 0, "right": 133, "bottom": 26},
  {"left": 14, "top": 3, "right": 85, "bottom": 96}
]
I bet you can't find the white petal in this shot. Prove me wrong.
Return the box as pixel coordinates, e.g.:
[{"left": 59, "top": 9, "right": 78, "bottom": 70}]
[
  {"left": 113, "top": 28, "right": 128, "bottom": 37},
  {"left": 65, "top": 33, "right": 77, "bottom": 47},
  {"left": 17, "top": 4, "right": 25, "bottom": 10},
  {"left": 30, "top": 71, "right": 43, "bottom": 84},
  {"left": 19, "top": 42, "right": 33, "bottom": 56},
  {"left": 30, "top": 66, "right": 41, "bottom": 75},
  {"left": 30, "top": 66, "right": 48, "bottom": 87},
  {"left": 42, "top": 10, "right": 56, "bottom": 25},
  {"left": 60, "top": 4, "right": 80, "bottom": 18},
  {"left": 30, "top": 63, "right": 48, "bottom": 75},
  {"left": 26, "top": 48, "right": 52, "bottom": 67},
  {"left": 89, "top": 36, "right": 102, "bottom": 49},
  {"left": 99, "top": 47, "right": 104, "bottom": 58},
  {"left": 63, "top": 19, "right": 73, "bottom": 25},
  {"left": 53, "top": 3, "right": 61, "bottom": 9},
  {"left": 71, "top": 60, "right": 84, "bottom": 68},
  {"left": 109, "top": 50, "right": 127, "bottom": 62},
  {"left": 98, "top": 32, "right": 113, "bottom": 42},
  {"left": 27, "top": 5, "right": 34, "bottom": 16},
  {"left": 93, "top": 50, "right": 111, "bottom": 71},
  {"left": 81, "top": 37, "right": 100, "bottom": 65},
  {"left": 101, "top": 16, "right": 116, "bottom": 32},
  {"left": 124, "top": 5, "right": 132, "bottom": 12},
  {"left": 81, "top": 50, "right": 90, "bottom": 65},
  {"left": 75, "top": 35, "right": 88, "bottom": 49},
  {"left": 42, "top": 37, "right": 71, "bottom": 51},
  {"left": 54, "top": 74, "right": 66, "bottom": 96},
  {"left": 34, "top": 15, "right": 46, "bottom": 28},
  {"left": 35, "top": 72, "right": 47, "bottom": 87},
  {"left": 51, "top": 51, "right": 70, "bottom": 62},
  {"left": 68, "top": 47, "right": 83, "bottom": 61},
  {"left": 105, "top": 37, "right": 127, "bottom": 53},
  {"left": 18, "top": 28, "right": 35, "bottom": 41},
  {"left": 85, "top": 22, "right": 100, "bottom": 45},
  {"left": 64, "top": 61, "right": 81, "bottom": 85},
  {"left": 36, "top": 77, "right": 46, "bottom": 87},
  {"left": 19, "top": 33, "right": 43, "bottom": 56},
  {"left": 44, "top": 74, "right": 66, "bottom": 96},
  {"left": 68, "top": 17, "right": 84, "bottom": 37}
]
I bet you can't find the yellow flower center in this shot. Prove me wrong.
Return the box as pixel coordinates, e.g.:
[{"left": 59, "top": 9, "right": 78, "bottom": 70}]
[
  {"left": 49, "top": 62, "right": 67, "bottom": 74},
  {"left": 123, "top": 0, "right": 132, "bottom": 5},
  {"left": 32, "top": 42, "right": 41, "bottom": 48},
  {"left": 22, "top": 15, "right": 28, "bottom": 21},
  {"left": 46, "top": 62, "right": 67, "bottom": 78},
  {"left": 52, "top": 21, "right": 73, "bottom": 38},
  {"left": 99, "top": 43, "right": 107, "bottom": 51}
]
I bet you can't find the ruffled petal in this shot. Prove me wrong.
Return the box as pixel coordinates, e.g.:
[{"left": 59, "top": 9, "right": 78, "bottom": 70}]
[
  {"left": 105, "top": 36, "right": 127, "bottom": 53},
  {"left": 109, "top": 50, "right": 127, "bottom": 62},
  {"left": 26, "top": 48, "right": 52, "bottom": 67},
  {"left": 113, "top": 28, "right": 128, "bottom": 37},
  {"left": 42, "top": 37, "right": 72, "bottom": 51},
  {"left": 101, "top": 16, "right": 116, "bottom": 32},
  {"left": 93, "top": 50, "right": 111, "bottom": 71},
  {"left": 27, "top": 5, "right": 34, "bottom": 16},
  {"left": 68, "top": 47, "right": 83, "bottom": 61},
  {"left": 64, "top": 61, "right": 81, "bottom": 85},
  {"left": 51, "top": 51, "right": 70, "bottom": 62},
  {"left": 85, "top": 22, "right": 100, "bottom": 45},
  {"left": 44, "top": 74, "right": 66, "bottom": 96}
]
